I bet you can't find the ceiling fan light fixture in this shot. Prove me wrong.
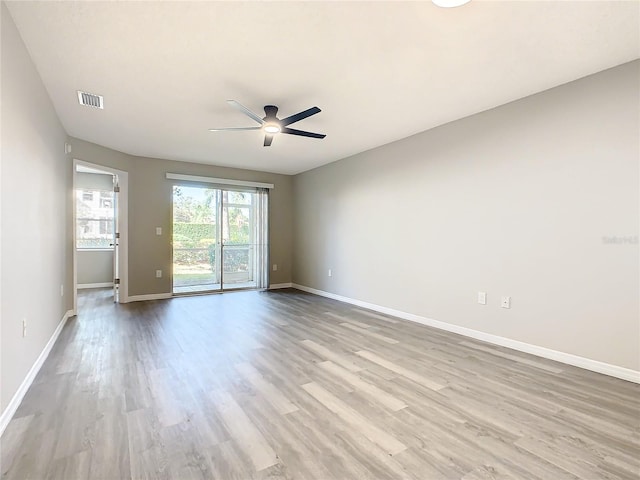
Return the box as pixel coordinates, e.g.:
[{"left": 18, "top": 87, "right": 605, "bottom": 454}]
[
  {"left": 210, "top": 101, "right": 325, "bottom": 146},
  {"left": 264, "top": 123, "right": 281, "bottom": 134},
  {"left": 432, "top": 0, "right": 471, "bottom": 7}
]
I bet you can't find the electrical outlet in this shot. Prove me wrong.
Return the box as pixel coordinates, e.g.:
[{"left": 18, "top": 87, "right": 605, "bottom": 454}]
[
  {"left": 272, "top": 264, "right": 278, "bottom": 271},
  {"left": 156, "top": 270, "right": 162, "bottom": 278},
  {"left": 328, "top": 269, "right": 332, "bottom": 277},
  {"left": 478, "top": 292, "right": 487, "bottom": 305},
  {"left": 22, "top": 319, "right": 27, "bottom": 337},
  {"left": 501, "top": 296, "right": 511, "bottom": 309}
]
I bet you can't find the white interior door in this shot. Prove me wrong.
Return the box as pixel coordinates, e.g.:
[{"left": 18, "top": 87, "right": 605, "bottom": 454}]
[{"left": 112, "top": 175, "right": 120, "bottom": 302}]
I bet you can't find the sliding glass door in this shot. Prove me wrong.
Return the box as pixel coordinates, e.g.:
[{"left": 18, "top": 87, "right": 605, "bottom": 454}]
[{"left": 172, "top": 185, "right": 268, "bottom": 294}]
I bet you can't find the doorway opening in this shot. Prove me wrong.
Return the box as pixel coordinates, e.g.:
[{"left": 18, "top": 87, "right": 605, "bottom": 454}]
[
  {"left": 73, "top": 160, "right": 129, "bottom": 310},
  {"left": 172, "top": 185, "right": 268, "bottom": 294}
]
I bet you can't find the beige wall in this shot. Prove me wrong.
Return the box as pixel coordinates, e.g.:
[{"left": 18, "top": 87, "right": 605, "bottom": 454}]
[
  {"left": 293, "top": 61, "right": 640, "bottom": 371},
  {"left": 70, "top": 139, "right": 294, "bottom": 296},
  {"left": 1, "top": 3, "right": 73, "bottom": 411}
]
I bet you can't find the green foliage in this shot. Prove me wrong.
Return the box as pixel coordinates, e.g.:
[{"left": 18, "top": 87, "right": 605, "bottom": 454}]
[
  {"left": 198, "top": 238, "right": 216, "bottom": 247},
  {"left": 224, "top": 248, "right": 249, "bottom": 271},
  {"left": 225, "top": 206, "right": 250, "bottom": 244},
  {"left": 172, "top": 188, "right": 253, "bottom": 274},
  {"left": 173, "top": 223, "right": 216, "bottom": 248},
  {"left": 173, "top": 248, "right": 210, "bottom": 266},
  {"left": 173, "top": 186, "right": 217, "bottom": 223},
  {"left": 208, "top": 244, "right": 216, "bottom": 268}
]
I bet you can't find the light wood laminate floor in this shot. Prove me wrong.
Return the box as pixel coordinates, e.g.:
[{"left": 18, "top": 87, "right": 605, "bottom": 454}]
[{"left": 2, "top": 288, "right": 639, "bottom": 479}]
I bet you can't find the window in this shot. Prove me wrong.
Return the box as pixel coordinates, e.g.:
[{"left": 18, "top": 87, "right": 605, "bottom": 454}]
[
  {"left": 76, "top": 188, "right": 114, "bottom": 249},
  {"left": 99, "top": 191, "right": 113, "bottom": 208}
]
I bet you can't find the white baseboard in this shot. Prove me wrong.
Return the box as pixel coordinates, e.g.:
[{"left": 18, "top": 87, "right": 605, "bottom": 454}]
[
  {"left": 125, "top": 293, "right": 173, "bottom": 303},
  {"left": 269, "top": 283, "right": 293, "bottom": 290},
  {"left": 0, "top": 309, "right": 75, "bottom": 437},
  {"left": 77, "top": 282, "right": 113, "bottom": 289},
  {"left": 291, "top": 283, "right": 640, "bottom": 384}
]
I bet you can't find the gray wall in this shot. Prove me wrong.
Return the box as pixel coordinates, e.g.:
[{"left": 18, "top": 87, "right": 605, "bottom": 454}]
[
  {"left": 1, "top": 3, "right": 73, "bottom": 411},
  {"left": 76, "top": 172, "right": 114, "bottom": 286},
  {"left": 293, "top": 61, "right": 640, "bottom": 371},
  {"left": 69, "top": 139, "right": 294, "bottom": 296},
  {"left": 77, "top": 251, "right": 113, "bottom": 286}
]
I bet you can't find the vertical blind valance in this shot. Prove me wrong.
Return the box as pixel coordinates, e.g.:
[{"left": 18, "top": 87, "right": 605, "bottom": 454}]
[{"left": 166, "top": 173, "right": 274, "bottom": 190}]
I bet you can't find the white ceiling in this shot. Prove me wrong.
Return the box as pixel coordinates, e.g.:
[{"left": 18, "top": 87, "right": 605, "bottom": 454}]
[{"left": 6, "top": 1, "right": 639, "bottom": 175}]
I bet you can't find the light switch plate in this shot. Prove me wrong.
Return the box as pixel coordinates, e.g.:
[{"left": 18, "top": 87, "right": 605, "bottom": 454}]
[
  {"left": 478, "top": 292, "right": 487, "bottom": 305},
  {"left": 156, "top": 227, "right": 162, "bottom": 236}
]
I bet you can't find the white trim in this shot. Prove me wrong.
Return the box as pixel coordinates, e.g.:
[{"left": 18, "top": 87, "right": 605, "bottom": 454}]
[
  {"left": 291, "top": 284, "right": 640, "bottom": 384},
  {"left": 269, "top": 283, "right": 293, "bottom": 290},
  {"left": 77, "top": 282, "right": 113, "bottom": 290},
  {"left": 125, "top": 293, "right": 173, "bottom": 303},
  {"left": 0, "top": 310, "right": 75, "bottom": 438},
  {"left": 166, "top": 173, "right": 274, "bottom": 190}
]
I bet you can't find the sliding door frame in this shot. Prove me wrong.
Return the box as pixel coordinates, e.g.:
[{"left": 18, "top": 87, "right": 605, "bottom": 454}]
[{"left": 170, "top": 179, "right": 270, "bottom": 295}]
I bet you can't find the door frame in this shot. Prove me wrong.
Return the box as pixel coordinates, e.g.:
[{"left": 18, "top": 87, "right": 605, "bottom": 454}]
[
  {"left": 171, "top": 185, "right": 260, "bottom": 295},
  {"left": 171, "top": 184, "right": 224, "bottom": 295},
  {"left": 72, "top": 159, "right": 129, "bottom": 310}
]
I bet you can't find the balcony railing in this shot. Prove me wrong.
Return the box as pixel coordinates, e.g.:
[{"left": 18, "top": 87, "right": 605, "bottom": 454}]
[{"left": 173, "top": 244, "right": 255, "bottom": 289}]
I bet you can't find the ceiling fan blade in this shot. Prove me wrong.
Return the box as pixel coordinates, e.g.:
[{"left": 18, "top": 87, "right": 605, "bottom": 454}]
[
  {"left": 280, "top": 107, "right": 321, "bottom": 126},
  {"left": 264, "top": 134, "right": 274, "bottom": 147},
  {"left": 208, "top": 126, "right": 262, "bottom": 132},
  {"left": 281, "top": 127, "right": 326, "bottom": 139},
  {"left": 226, "top": 100, "right": 264, "bottom": 125}
]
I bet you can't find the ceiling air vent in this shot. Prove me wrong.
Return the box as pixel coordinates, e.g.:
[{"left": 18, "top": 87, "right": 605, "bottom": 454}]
[{"left": 77, "top": 91, "right": 104, "bottom": 109}]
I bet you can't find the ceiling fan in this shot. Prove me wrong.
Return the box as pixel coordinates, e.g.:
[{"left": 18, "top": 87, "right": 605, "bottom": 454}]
[{"left": 209, "top": 100, "right": 326, "bottom": 146}]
